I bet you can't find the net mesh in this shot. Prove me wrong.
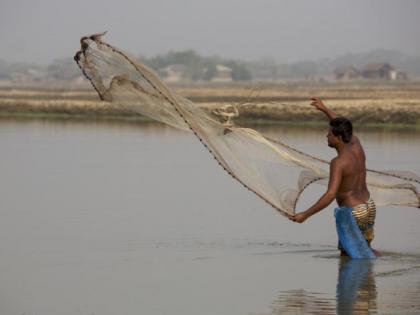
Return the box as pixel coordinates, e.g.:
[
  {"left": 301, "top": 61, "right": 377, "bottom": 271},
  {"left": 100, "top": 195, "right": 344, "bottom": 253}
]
[{"left": 74, "top": 33, "right": 420, "bottom": 216}]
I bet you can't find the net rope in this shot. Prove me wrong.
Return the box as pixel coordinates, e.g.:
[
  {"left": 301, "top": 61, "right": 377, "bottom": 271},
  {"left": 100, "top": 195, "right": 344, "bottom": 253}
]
[{"left": 74, "top": 33, "right": 420, "bottom": 216}]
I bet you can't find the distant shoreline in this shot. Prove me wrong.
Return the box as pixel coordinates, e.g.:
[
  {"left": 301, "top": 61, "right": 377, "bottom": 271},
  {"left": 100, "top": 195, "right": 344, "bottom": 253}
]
[
  {"left": 1, "top": 83, "right": 419, "bottom": 129},
  {"left": 1, "top": 112, "right": 418, "bottom": 132}
]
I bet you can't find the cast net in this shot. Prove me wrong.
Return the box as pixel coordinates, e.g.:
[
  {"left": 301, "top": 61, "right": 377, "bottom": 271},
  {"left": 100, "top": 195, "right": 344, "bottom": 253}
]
[{"left": 74, "top": 33, "right": 420, "bottom": 217}]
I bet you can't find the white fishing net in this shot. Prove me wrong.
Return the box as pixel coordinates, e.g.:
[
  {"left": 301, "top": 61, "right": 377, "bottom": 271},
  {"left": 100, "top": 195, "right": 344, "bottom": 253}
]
[{"left": 74, "top": 33, "right": 420, "bottom": 217}]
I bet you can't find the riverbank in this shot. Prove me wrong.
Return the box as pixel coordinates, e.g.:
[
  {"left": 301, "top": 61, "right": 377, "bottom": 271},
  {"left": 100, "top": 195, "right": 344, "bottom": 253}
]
[{"left": 1, "top": 82, "right": 420, "bottom": 128}]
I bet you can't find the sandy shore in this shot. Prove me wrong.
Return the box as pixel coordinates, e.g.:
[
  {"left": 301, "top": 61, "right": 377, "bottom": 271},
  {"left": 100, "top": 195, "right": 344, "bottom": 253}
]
[{"left": 1, "top": 82, "right": 420, "bottom": 127}]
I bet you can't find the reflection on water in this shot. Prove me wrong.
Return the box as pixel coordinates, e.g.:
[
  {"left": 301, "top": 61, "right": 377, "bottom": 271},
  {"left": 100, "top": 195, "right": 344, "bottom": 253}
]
[
  {"left": 267, "top": 259, "right": 376, "bottom": 315},
  {"left": 267, "top": 257, "right": 420, "bottom": 315},
  {"left": 269, "top": 290, "right": 335, "bottom": 314},
  {"left": 336, "top": 259, "right": 377, "bottom": 315}
]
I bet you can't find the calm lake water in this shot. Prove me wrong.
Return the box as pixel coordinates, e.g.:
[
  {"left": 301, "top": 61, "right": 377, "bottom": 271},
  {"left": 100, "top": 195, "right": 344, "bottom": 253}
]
[{"left": 0, "top": 119, "right": 419, "bottom": 315}]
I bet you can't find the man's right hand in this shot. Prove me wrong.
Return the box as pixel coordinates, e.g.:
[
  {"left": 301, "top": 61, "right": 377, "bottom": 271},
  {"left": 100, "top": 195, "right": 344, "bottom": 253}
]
[
  {"left": 290, "top": 212, "right": 308, "bottom": 223},
  {"left": 310, "top": 97, "right": 327, "bottom": 112}
]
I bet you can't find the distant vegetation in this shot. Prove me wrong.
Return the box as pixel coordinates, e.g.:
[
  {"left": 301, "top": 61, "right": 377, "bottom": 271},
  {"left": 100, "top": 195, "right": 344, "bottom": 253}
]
[
  {"left": 46, "top": 58, "right": 81, "bottom": 80},
  {"left": 0, "top": 49, "right": 419, "bottom": 84},
  {"left": 141, "top": 50, "right": 252, "bottom": 81}
]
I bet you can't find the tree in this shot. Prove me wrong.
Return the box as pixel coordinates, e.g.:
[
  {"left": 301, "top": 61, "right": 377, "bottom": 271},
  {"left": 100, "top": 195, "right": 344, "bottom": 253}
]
[{"left": 224, "top": 60, "right": 252, "bottom": 81}]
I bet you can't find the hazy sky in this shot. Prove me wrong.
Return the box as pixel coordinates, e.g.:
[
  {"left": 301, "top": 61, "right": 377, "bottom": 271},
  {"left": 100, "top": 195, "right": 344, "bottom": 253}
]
[{"left": 1, "top": 0, "right": 419, "bottom": 64}]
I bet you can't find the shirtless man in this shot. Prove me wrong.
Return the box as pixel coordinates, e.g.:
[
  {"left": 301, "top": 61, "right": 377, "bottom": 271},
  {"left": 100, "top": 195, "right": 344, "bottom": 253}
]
[{"left": 290, "top": 98, "right": 377, "bottom": 257}]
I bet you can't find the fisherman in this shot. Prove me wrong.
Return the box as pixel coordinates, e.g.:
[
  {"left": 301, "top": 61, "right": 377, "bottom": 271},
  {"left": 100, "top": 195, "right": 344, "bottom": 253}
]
[{"left": 291, "top": 98, "right": 379, "bottom": 258}]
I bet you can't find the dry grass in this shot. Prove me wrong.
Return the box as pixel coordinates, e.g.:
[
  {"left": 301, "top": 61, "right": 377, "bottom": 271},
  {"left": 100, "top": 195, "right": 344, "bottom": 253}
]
[{"left": 1, "top": 82, "right": 420, "bottom": 126}]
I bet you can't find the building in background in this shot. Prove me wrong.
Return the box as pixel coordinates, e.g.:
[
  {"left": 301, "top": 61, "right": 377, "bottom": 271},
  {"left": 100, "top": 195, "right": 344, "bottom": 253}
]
[
  {"left": 210, "top": 64, "right": 233, "bottom": 83},
  {"left": 334, "top": 66, "right": 361, "bottom": 80},
  {"left": 361, "top": 63, "right": 396, "bottom": 80},
  {"left": 160, "top": 64, "right": 186, "bottom": 83}
]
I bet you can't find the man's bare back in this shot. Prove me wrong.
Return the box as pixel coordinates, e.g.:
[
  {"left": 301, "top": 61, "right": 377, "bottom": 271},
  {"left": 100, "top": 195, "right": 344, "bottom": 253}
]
[{"left": 334, "top": 136, "right": 370, "bottom": 207}]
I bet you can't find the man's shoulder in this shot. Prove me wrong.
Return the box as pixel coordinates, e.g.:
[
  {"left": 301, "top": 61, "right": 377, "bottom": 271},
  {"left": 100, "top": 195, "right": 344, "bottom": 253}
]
[
  {"left": 351, "top": 135, "right": 362, "bottom": 146},
  {"left": 330, "top": 156, "right": 344, "bottom": 167},
  {"left": 331, "top": 154, "right": 346, "bottom": 164},
  {"left": 331, "top": 155, "right": 351, "bottom": 169},
  {"left": 350, "top": 135, "right": 366, "bottom": 156}
]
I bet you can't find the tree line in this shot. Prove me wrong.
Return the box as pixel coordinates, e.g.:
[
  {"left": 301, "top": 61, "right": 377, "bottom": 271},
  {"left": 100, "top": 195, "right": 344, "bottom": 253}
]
[{"left": 1, "top": 48, "right": 419, "bottom": 82}]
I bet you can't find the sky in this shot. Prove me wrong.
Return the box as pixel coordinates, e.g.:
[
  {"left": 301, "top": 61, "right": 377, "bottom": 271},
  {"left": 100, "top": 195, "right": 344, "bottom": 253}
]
[{"left": 1, "top": 0, "right": 419, "bottom": 64}]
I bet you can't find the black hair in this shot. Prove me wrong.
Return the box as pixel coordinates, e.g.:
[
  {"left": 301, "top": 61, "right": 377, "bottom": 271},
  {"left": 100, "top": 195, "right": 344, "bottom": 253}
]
[{"left": 329, "top": 117, "right": 353, "bottom": 143}]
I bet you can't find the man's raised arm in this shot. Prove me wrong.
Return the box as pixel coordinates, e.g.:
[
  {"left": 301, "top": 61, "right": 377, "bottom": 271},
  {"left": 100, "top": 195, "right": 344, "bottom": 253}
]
[{"left": 310, "top": 97, "right": 337, "bottom": 121}]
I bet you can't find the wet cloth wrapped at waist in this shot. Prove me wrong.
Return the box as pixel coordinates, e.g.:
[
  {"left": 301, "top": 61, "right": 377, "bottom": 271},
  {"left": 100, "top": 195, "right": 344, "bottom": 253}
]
[{"left": 335, "top": 202, "right": 376, "bottom": 259}]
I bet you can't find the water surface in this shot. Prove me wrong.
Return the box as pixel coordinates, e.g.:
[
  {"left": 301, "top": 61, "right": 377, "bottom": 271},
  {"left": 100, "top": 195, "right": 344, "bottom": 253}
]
[{"left": 0, "top": 119, "right": 419, "bottom": 315}]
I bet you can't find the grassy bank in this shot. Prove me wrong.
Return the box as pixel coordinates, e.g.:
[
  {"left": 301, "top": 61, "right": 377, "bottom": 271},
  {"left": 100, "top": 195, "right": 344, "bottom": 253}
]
[{"left": 1, "top": 82, "right": 420, "bottom": 129}]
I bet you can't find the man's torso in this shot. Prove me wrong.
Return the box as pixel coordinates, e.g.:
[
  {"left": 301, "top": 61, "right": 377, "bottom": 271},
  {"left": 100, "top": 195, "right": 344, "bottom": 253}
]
[{"left": 335, "top": 136, "right": 370, "bottom": 207}]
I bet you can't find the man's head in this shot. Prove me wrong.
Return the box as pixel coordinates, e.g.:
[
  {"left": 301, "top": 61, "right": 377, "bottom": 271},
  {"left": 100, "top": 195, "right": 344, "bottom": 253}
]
[{"left": 327, "top": 117, "right": 353, "bottom": 147}]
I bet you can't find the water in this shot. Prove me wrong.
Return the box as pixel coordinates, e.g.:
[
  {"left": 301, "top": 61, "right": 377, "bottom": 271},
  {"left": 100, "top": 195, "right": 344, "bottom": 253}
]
[{"left": 0, "top": 119, "right": 419, "bottom": 315}]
